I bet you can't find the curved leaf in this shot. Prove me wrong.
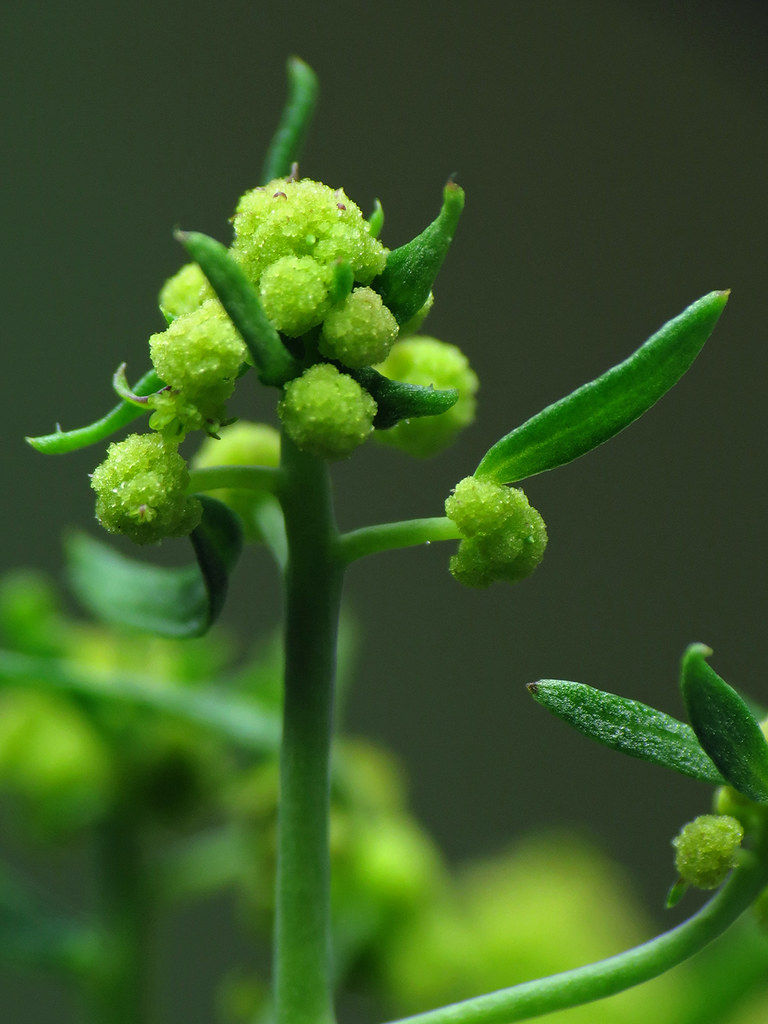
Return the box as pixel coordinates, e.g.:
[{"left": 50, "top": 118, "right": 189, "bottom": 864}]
[
  {"left": 261, "top": 56, "right": 319, "bottom": 184},
  {"left": 528, "top": 678, "right": 724, "bottom": 784},
  {"left": 374, "top": 180, "right": 465, "bottom": 325},
  {"left": 475, "top": 290, "right": 729, "bottom": 484},
  {"left": 177, "top": 230, "right": 299, "bottom": 387},
  {"left": 66, "top": 496, "right": 242, "bottom": 638},
  {"left": 349, "top": 364, "right": 458, "bottom": 429},
  {"left": 26, "top": 369, "right": 163, "bottom": 454},
  {"left": 681, "top": 644, "right": 768, "bottom": 803}
]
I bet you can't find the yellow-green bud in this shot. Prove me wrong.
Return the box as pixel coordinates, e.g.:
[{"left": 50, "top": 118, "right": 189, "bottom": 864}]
[
  {"left": 149, "top": 299, "right": 247, "bottom": 404},
  {"left": 231, "top": 178, "right": 387, "bottom": 287},
  {"left": 319, "top": 287, "right": 399, "bottom": 368},
  {"left": 672, "top": 814, "right": 744, "bottom": 889},
  {"left": 91, "top": 434, "right": 202, "bottom": 545},
  {"left": 192, "top": 422, "right": 281, "bottom": 542},
  {"left": 375, "top": 337, "right": 479, "bottom": 456},
  {"left": 158, "top": 263, "right": 214, "bottom": 320},
  {"left": 258, "top": 255, "right": 333, "bottom": 337},
  {"left": 278, "top": 363, "right": 377, "bottom": 460},
  {"left": 445, "top": 477, "right": 547, "bottom": 587}
]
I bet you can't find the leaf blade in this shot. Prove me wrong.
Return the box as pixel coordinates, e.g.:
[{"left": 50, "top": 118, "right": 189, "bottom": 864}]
[
  {"left": 528, "top": 678, "right": 725, "bottom": 784},
  {"left": 66, "top": 496, "right": 242, "bottom": 638},
  {"left": 475, "top": 290, "right": 729, "bottom": 484},
  {"left": 26, "top": 369, "right": 163, "bottom": 454},
  {"left": 261, "top": 56, "right": 319, "bottom": 184},
  {"left": 681, "top": 644, "right": 768, "bottom": 803}
]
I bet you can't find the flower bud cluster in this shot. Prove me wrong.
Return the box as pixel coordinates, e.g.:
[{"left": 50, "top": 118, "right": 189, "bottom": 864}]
[
  {"left": 445, "top": 477, "right": 547, "bottom": 587},
  {"left": 278, "top": 364, "right": 377, "bottom": 460},
  {"left": 90, "top": 433, "right": 202, "bottom": 545}
]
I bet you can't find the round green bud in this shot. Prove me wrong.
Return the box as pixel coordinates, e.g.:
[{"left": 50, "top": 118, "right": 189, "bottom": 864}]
[
  {"left": 258, "top": 255, "right": 333, "bottom": 337},
  {"left": 158, "top": 263, "right": 214, "bottom": 320},
  {"left": 192, "top": 422, "right": 281, "bottom": 542},
  {"left": 672, "top": 814, "right": 744, "bottom": 889},
  {"left": 445, "top": 477, "right": 547, "bottom": 587},
  {"left": 278, "top": 363, "right": 377, "bottom": 460},
  {"left": 231, "top": 177, "right": 387, "bottom": 287},
  {"left": 91, "top": 433, "right": 202, "bottom": 545},
  {"left": 374, "top": 337, "right": 479, "bottom": 457},
  {"left": 319, "top": 287, "right": 399, "bottom": 368},
  {"left": 148, "top": 299, "right": 247, "bottom": 435}
]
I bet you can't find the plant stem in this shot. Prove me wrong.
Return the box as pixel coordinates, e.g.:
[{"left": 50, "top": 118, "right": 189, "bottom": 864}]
[
  {"left": 383, "top": 844, "right": 768, "bottom": 1024},
  {"left": 274, "top": 435, "right": 342, "bottom": 1024},
  {"left": 85, "top": 803, "right": 152, "bottom": 1024},
  {"left": 338, "top": 517, "right": 461, "bottom": 564}
]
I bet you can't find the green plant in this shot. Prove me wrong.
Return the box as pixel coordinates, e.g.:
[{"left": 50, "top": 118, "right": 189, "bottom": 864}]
[{"left": 7, "top": 56, "right": 768, "bottom": 1022}]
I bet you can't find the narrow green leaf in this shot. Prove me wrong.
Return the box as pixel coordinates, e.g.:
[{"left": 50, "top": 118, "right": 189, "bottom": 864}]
[
  {"left": 527, "top": 678, "right": 725, "bottom": 784},
  {"left": 681, "top": 644, "right": 768, "bottom": 803},
  {"left": 349, "top": 365, "right": 458, "bottom": 429},
  {"left": 0, "top": 649, "right": 280, "bottom": 754},
  {"left": 26, "top": 369, "right": 163, "bottom": 454},
  {"left": 475, "top": 290, "right": 729, "bottom": 484},
  {"left": 66, "top": 496, "right": 242, "bottom": 638},
  {"left": 177, "top": 230, "right": 299, "bottom": 387},
  {"left": 374, "top": 180, "right": 465, "bottom": 325},
  {"left": 261, "top": 56, "right": 319, "bottom": 184}
]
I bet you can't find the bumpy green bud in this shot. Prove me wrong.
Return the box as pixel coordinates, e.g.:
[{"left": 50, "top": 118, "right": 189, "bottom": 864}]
[
  {"left": 231, "top": 178, "right": 387, "bottom": 287},
  {"left": 672, "top": 814, "right": 744, "bottom": 889},
  {"left": 158, "top": 263, "right": 214, "bottom": 320},
  {"left": 148, "top": 299, "right": 247, "bottom": 435},
  {"left": 445, "top": 477, "right": 547, "bottom": 587},
  {"left": 319, "top": 287, "right": 399, "bottom": 368},
  {"left": 258, "top": 255, "right": 333, "bottom": 337},
  {"left": 375, "top": 337, "right": 478, "bottom": 456},
  {"left": 91, "top": 433, "right": 202, "bottom": 545},
  {"left": 278, "top": 363, "right": 377, "bottom": 460}
]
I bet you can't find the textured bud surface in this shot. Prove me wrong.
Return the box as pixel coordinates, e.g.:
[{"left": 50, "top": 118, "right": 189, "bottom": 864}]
[
  {"left": 672, "top": 814, "right": 744, "bottom": 889},
  {"left": 231, "top": 178, "right": 387, "bottom": 287},
  {"left": 159, "top": 263, "right": 214, "bottom": 320},
  {"left": 278, "top": 363, "right": 377, "bottom": 459},
  {"left": 258, "top": 255, "right": 333, "bottom": 337},
  {"left": 320, "top": 287, "right": 399, "bottom": 368},
  {"left": 375, "top": 337, "right": 478, "bottom": 456},
  {"left": 445, "top": 477, "right": 547, "bottom": 587},
  {"left": 91, "top": 434, "right": 202, "bottom": 545}
]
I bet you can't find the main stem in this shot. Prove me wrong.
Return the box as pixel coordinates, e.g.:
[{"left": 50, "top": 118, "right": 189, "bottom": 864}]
[{"left": 274, "top": 435, "right": 343, "bottom": 1024}]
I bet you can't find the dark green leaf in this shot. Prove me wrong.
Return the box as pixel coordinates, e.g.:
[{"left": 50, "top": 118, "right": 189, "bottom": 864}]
[
  {"left": 527, "top": 678, "right": 724, "bottom": 784},
  {"left": 681, "top": 644, "right": 768, "bottom": 803},
  {"left": 66, "top": 497, "right": 242, "bottom": 638},
  {"left": 177, "top": 230, "right": 299, "bottom": 387},
  {"left": 374, "top": 180, "right": 464, "bottom": 325},
  {"left": 261, "top": 56, "right": 319, "bottom": 184},
  {"left": 26, "top": 369, "right": 163, "bottom": 454},
  {"left": 475, "top": 290, "right": 729, "bottom": 484},
  {"left": 349, "top": 365, "right": 458, "bottom": 429}
]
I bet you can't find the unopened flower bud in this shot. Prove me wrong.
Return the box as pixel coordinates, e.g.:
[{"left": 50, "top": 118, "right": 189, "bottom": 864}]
[
  {"left": 278, "top": 363, "right": 377, "bottom": 460},
  {"left": 672, "top": 814, "right": 744, "bottom": 889}
]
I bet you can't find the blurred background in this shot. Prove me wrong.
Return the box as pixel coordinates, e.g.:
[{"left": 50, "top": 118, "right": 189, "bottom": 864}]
[{"left": 5, "top": 0, "right": 768, "bottom": 1019}]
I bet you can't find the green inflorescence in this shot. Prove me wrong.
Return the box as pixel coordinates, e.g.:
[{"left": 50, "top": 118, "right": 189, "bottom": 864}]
[
  {"left": 445, "top": 476, "right": 547, "bottom": 587},
  {"left": 319, "top": 287, "right": 399, "bottom": 368},
  {"left": 90, "top": 433, "right": 202, "bottom": 545},
  {"left": 148, "top": 299, "right": 248, "bottom": 437},
  {"left": 375, "top": 337, "right": 478, "bottom": 456},
  {"left": 159, "top": 262, "right": 214, "bottom": 321},
  {"left": 672, "top": 814, "right": 744, "bottom": 889},
  {"left": 278, "top": 363, "right": 377, "bottom": 460},
  {"left": 231, "top": 177, "right": 387, "bottom": 286}
]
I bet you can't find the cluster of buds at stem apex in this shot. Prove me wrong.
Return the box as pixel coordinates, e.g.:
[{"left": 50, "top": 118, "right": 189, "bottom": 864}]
[
  {"left": 445, "top": 477, "right": 547, "bottom": 587},
  {"left": 86, "top": 172, "right": 472, "bottom": 541}
]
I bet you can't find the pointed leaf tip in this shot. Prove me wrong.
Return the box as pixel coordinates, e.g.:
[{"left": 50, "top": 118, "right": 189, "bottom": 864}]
[
  {"left": 681, "top": 644, "right": 768, "bottom": 803},
  {"left": 474, "top": 290, "right": 729, "bottom": 484}
]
